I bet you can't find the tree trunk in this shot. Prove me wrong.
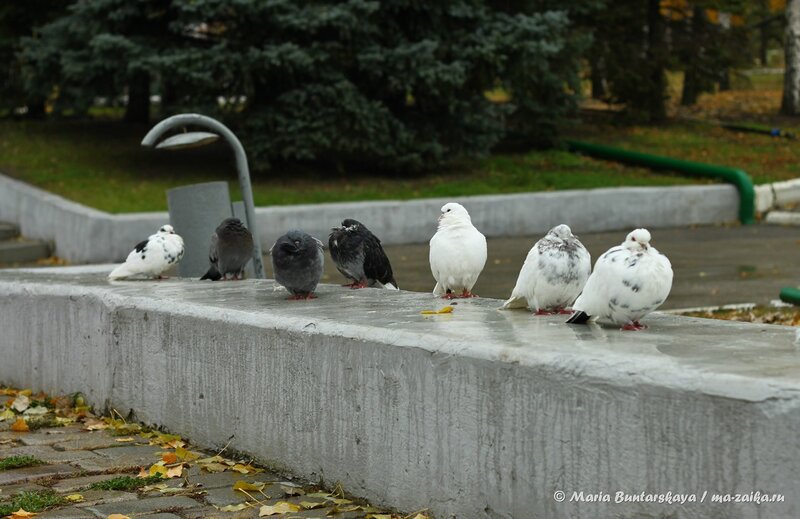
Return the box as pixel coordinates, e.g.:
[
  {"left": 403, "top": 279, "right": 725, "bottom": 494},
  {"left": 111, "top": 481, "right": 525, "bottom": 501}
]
[
  {"left": 646, "top": 0, "right": 667, "bottom": 121},
  {"left": 125, "top": 71, "right": 151, "bottom": 123},
  {"left": 782, "top": 0, "right": 800, "bottom": 115},
  {"left": 589, "top": 55, "right": 606, "bottom": 99},
  {"left": 681, "top": 6, "right": 706, "bottom": 106}
]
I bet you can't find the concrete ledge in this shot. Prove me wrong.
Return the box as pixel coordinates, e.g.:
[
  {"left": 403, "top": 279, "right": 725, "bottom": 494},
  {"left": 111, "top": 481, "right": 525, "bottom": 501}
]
[
  {"left": 1, "top": 267, "right": 798, "bottom": 518},
  {"left": 765, "top": 211, "right": 800, "bottom": 226},
  {"left": 0, "top": 172, "right": 739, "bottom": 263}
]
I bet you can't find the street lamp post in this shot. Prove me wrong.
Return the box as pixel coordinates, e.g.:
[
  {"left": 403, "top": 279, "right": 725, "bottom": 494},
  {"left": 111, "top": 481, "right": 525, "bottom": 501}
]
[{"left": 141, "top": 113, "right": 266, "bottom": 279}]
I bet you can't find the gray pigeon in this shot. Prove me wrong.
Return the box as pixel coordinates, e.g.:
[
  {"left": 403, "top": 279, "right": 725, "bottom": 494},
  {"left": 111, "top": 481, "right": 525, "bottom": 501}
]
[
  {"left": 329, "top": 219, "right": 398, "bottom": 289},
  {"left": 200, "top": 218, "right": 255, "bottom": 281},
  {"left": 270, "top": 230, "right": 324, "bottom": 300}
]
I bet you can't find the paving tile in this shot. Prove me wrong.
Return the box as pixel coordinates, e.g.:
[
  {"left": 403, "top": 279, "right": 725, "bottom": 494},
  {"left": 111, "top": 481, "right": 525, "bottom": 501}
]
[
  {"left": 76, "top": 488, "right": 139, "bottom": 507},
  {"left": 84, "top": 495, "right": 202, "bottom": 517},
  {"left": 0, "top": 481, "right": 49, "bottom": 497},
  {"left": 34, "top": 508, "right": 96, "bottom": 519},
  {"left": 18, "top": 429, "right": 94, "bottom": 447},
  {"left": 53, "top": 435, "right": 130, "bottom": 451},
  {"left": 180, "top": 506, "right": 257, "bottom": 519},
  {"left": 0, "top": 444, "right": 99, "bottom": 465},
  {"left": 183, "top": 470, "right": 278, "bottom": 491},
  {"left": 0, "top": 463, "right": 78, "bottom": 485},
  {"left": 93, "top": 444, "right": 163, "bottom": 464},
  {"left": 137, "top": 514, "right": 182, "bottom": 519},
  {"left": 51, "top": 474, "right": 127, "bottom": 493}
]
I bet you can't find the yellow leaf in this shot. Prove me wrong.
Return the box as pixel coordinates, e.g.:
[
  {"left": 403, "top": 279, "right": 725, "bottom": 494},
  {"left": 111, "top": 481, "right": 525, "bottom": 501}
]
[
  {"left": 19, "top": 389, "right": 32, "bottom": 396},
  {"left": 84, "top": 418, "right": 109, "bottom": 431},
  {"left": 366, "top": 515, "right": 392, "bottom": 519},
  {"left": 259, "top": 502, "right": 301, "bottom": 516},
  {"left": 231, "top": 463, "right": 262, "bottom": 474},
  {"left": 280, "top": 485, "right": 305, "bottom": 496},
  {"left": 0, "top": 408, "right": 15, "bottom": 422},
  {"left": 9, "top": 508, "right": 36, "bottom": 518},
  {"left": 174, "top": 447, "right": 200, "bottom": 461},
  {"left": 200, "top": 462, "right": 228, "bottom": 473},
  {"left": 327, "top": 498, "right": 352, "bottom": 505},
  {"left": 64, "top": 494, "right": 84, "bottom": 502},
  {"left": 141, "top": 483, "right": 168, "bottom": 492},
  {"left": 115, "top": 437, "right": 135, "bottom": 443},
  {"left": 420, "top": 306, "right": 454, "bottom": 315},
  {"left": 164, "top": 439, "right": 185, "bottom": 449},
  {"left": 165, "top": 464, "right": 184, "bottom": 478},
  {"left": 10, "top": 417, "right": 29, "bottom": 432},
  {"left": 306, "top": 492, "right": 331, "bottom": 498},
  {"left": 233, "top": 481, "right": 266, "bottom": 492},
  {"left": 197, "top": 455, "right": 224, "bottom": 464},
  {"left": 218, "top": 504, "right": 249, "bottom": 512},
  {"left": 149, "top": 464, "right": 168, "bottom": 478},
  {"left": 410, "top": 514, "right": 430, "bottom": 519},
  {"left": 300, "top": 501, "right": 326, "bottom": 509},
  {"left": 107, "top": 515, "right": 131, "bottom": 519},
  {"left": 161, "top": 452, "right": 178, "bottom": 464}
]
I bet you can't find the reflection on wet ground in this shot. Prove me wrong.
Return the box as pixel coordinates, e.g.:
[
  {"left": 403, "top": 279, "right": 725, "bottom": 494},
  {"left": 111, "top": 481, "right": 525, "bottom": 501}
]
[{"left": 319, "top": 224, "right": 800, "bottom": 310}]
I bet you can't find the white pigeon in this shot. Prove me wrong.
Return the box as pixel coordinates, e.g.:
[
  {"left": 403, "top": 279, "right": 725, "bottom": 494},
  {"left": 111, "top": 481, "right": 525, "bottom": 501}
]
[
  {"left": 502, "top": 224, "right": 591, "bottom": 315},
  {"left": 429, "top": 202, "right": 487, "bottom": 298},
  {"left": 567, "top": 228, "right": 672, "bottom": 330},
  {"left": 108, "top": 225, "right": 185, "bottom": 280}
]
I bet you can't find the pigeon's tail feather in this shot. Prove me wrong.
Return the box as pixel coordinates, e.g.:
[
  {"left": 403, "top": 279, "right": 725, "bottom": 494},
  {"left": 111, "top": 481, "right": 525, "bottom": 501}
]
[
  {"left": 566, "top": 311, "right": 591, "bottom": 324},
  {"left": 108, "top": 263, "right": 134, "bottom": 280},
  {"left": 432, "top": 282, "right": 445, "bottom": 296},
  {"left": 501, "top": 295, "right": 528, "bottom": 310},
  {"left": 200, "top": 265, "right": 222, "bottom": 281},
  {"left": 383, "top": 281, "right": 399, "bottom": 290}
]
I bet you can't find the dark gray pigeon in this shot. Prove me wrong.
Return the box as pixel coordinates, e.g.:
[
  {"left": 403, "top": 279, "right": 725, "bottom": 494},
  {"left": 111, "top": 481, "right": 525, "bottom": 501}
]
[
  {"left": 270, "top": 230, "right": 324, "bottom": 300},
  {"left": 200, "top": 218, "right": 255, "bottom": 281},
  {"left": 328, "top": 219, "right": 398, "bottom": 289}
]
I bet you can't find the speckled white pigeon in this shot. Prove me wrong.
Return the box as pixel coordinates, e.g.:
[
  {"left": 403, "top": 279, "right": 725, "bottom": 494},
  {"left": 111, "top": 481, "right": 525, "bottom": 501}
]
[
  {"left": 566, "top": 228, "right": 672, "bottom": 330},
  {"left": 502, "top": 224, "right": 591, "bottom": 315},
  {"left": 429, "top": 202, "right": 487, "bottom": 299},
  {"left": 108, "top": 225, "right": 184, "bottom": 280}
]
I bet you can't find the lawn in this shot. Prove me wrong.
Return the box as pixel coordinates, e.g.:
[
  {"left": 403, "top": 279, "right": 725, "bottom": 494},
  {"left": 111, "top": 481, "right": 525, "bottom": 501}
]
[{"left": 0, "top": 119, "right": 702, "bottom": 213}]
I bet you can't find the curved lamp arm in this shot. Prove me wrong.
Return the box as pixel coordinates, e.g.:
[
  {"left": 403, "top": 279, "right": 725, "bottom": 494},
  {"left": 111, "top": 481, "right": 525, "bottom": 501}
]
[{"left": 142, "top": 113, "right": 266, "bottom": 278}]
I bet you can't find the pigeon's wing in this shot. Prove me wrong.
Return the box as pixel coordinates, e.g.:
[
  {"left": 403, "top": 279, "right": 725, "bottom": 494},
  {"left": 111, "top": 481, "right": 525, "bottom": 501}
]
[
  {"left": 502, "top": 244, "right": 540, "bottom": 310},
  {"left": 109, "top": 237, "right": 169, "bottom": 279},
  {"left": 429, "top": 231, "right": 447, "bottom": 295},
  {"left": 363, "top": 233, "right": 397, "bottom": 288},
  {"left": 572, "top": 246, "right": 625, "bottom": 315}
]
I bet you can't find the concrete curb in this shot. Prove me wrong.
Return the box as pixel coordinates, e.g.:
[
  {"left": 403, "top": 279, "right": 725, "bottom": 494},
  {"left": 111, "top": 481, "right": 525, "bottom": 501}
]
[
  {"left": 765, "top": 211, "right": 800, "bottom": 226},
  {"left": 0, "top": 172, "right": 739, "bottom": 263},
  {"left": 1, "top": 267, "right": 799, "bottom": 518},
  {"left": 756, "top": 178, "right": 800, "bottom": 214}
]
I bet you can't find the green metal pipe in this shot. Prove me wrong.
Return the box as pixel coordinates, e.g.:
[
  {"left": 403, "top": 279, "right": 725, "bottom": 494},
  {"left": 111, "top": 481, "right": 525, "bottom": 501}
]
[
  {"left": 565, "top": 139, "right": 755, "bottom": 225},
  {"left": 779, "top": 287, "right": 800, "bottom": 306}
]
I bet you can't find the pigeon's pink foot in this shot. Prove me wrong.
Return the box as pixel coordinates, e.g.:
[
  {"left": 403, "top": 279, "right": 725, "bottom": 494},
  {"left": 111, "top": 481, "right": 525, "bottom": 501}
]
[
  {"left": 304, "top": 293, "right": 318, "bottom": 300},
  {"left": 460, "top": 289, "right": 478, "bottom": 298},
  {"left": 342, "top": 282, "right": 359, "bottom": 288},
  {"left": 621, "top": 322, "right": 647, "bottom": 331},
  {"left": 442, "top": 292, "right": 459, "bottom": 300},
  {"left": 349, "top": 281, "right": 368, "bottom": 289},
  {"left": 288, "top": 293, "right": 317, "bottom": 300},
  {"left": 534, "top": 309, "right": 553, "bottom": 316},
  {"left": 557, "top": 307, "right": 574, "bottom": 315}
]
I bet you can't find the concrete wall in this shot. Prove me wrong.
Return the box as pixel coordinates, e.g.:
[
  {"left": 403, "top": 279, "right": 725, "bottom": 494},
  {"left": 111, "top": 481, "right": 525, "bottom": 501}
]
[
  {"left": 1, "top": 267, "right": 798, "bottom": 519},
  {"left": 0, "top": 172, "right": 739, "bottom": 263}
]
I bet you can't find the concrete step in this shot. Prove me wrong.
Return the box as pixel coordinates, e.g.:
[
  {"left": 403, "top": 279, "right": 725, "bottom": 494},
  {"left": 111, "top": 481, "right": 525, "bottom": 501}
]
[
  {"left": 0, "top": 239, "right": 51, "bottom": 265},
  {"left": 0, "top": 222, "right": 19, "bottom": 241}
]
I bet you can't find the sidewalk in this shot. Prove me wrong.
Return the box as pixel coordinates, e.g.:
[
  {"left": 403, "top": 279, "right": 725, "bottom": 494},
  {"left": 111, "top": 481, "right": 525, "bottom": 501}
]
[{"left": 0, "top": 391, "right": 413, "bottom": 519}]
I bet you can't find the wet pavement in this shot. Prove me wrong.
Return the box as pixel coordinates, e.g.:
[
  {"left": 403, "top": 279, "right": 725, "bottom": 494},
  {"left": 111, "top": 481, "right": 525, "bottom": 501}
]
[{"left": 320, "top": 223, "right": 800, "bottom": 310}]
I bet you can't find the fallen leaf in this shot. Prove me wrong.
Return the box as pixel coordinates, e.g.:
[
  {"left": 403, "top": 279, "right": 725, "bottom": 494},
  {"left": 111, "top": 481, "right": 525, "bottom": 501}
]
[
  {"left": 327, "top": 497, "right": 352, "bottom": 505},
  {"left": 233, "top": 481, "right": 266, "bottom": 492},
  {"left": 218, "top": 503, "right": 250, "bottom": 512},
  {"left": 280, "top": 484, "right": 305, "bottom": 496},
  {"left": 200, "top": 462, "right": 228, "bottom": 473},
  {"left": 410, "top": 514, "right": 430, "bottom": 519},
  {"left": 259, "top": 502, "right": 301, "bottom": 516},
  {"left": 0, "top": 408, "right": 15, "bottom": 421},
  {"left": 22, "top": 406, "right": 48, "bottom": 416},
  {"left": 9, "top": 509, "right": 37, "bottom": 518},
  {"left": 10, "top": 417, "right": 29, "bottom": 432},
  {"left": 366, "top": 514, "right": 392, "bottom": 519},
  {"left": 18, "top": 389, "right": 32, "bottom": 396},
  {"left": 306, "top": 492, "right": 332, "bottom": 498},
  {"left": 11, "top": 394, "right": 30, "bottom": 413},
  {"left": 107, "top": 515, "right": 131, "bottom": 519},
  {"left": 148, "top": 464, "right": 168, "bottom": 478},
  {"left": 300, "top": 501, "right": 326, "bottom": 509},
  {"left": 141, "top": 483, "right": 169, "bottom": 492},
  {"left": 84, "top": 418, "right": 109, "bottom": 431},
  {"left": 164, "top": 439, "right": 185, "bottom": 449},
  {"left": 115, "top": 437, "right": 135, "bottom": 443},
  {"left": 165, "top": 464, "right": 184, "bottom": 478},
  {"left": 231, "top": 463, "right": 262, "bottom": 474},
  {"left": 162, "top": 452, "right": 178, "bottom": 464},
  {"left": 197, "top": 455, "right": 225, "bottom": 464},
  {"left": 174, "top": 447, "right": 200, "bottom": 461},
  {"left": 420, "top": 306, "right": 454, "bottom": 315},
  {"left": 64, "top": 493, "right": 84, "bottom": 502}
]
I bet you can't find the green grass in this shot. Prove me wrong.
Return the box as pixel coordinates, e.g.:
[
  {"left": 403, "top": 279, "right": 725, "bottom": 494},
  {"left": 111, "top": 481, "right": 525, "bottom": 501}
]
[
  {"left": 569, "top": 121, "right": 800, "bottom": 185},
  {"left": 0, "top": 489, "right": 63, "bottom": 516},
  {"left": 0, "top": 455, "right": 44, "bottom": 471},
  {"left": 89, "top": 474, "right": 164, "bottom": 491},
  {"left": 0, "top": 119, "right": 703, "bottom": 214}
]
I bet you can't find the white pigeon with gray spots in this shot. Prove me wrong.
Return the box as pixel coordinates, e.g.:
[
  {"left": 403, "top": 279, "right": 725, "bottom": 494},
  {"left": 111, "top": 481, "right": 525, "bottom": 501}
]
[
  {"left": 502, "top": 224, "right": 591, "bottom": 314},
  {"left": 108, "top": 225, "right": 185, "bottom": 280},
  {"left": 566, "top": 228, "right": 672, "bottom": 330},
  {"left": 429, "top": 202, "right": 487, "bottom": 298}
]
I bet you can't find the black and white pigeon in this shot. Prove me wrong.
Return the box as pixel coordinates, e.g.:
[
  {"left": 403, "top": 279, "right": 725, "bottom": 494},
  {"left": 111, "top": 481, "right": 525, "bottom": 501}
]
[
  {"left": 429, "top": 202, "right": 487, "bottom": 299},
  {"left": 200, "top": 218, "right": 255, "bottom": 281},
  {"left": 108, "top": 225, "right": 184, "bottom": 280},
  {"left": 328, "top": 219, "right": 398, "bottom": 290},
  {"left": 270, "top": 230, "right": 324, "bottom": 300},
  {"left": 502, "top": 224, "right": 591, "bottom": 315},
  {"left": 566, "top": 228, "right": 673, "bottom": 330}
]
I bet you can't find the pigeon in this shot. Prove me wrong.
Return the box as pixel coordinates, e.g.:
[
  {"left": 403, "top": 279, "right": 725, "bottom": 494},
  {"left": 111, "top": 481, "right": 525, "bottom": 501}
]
[
  {"left": 502, "top": 224, "right": 591, "bottom": 315},
  {"left": 270, "top": 230, "right": 324, "bottom": 300},
  {"left": 429, "top": 202, "right": 487, "bottom": 299},
  {"left": 200, "top": 218, "right": 255, "bottom": 281},
  {"left": 328, "top": 219, "right": 398, "bottom": 289},
  {"left": 566, "top": 228, "right": 673, "bottom": 330},
  {"left": 108, "top": 225, "right": 184, "bottom": 280}
]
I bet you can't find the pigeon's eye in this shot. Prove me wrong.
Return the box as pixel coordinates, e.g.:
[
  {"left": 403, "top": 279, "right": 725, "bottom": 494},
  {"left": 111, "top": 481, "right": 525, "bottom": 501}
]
[
  {"left": 446, "top": 209, "right": 451, "bottom": 212},
  {"left": 631, "top": 237, "right": 636, "bottom": 241}
]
